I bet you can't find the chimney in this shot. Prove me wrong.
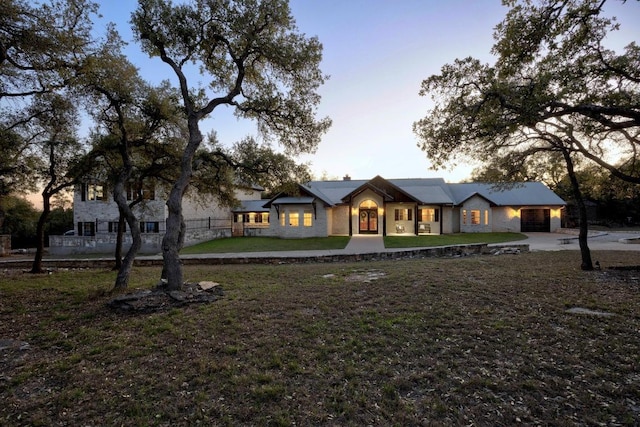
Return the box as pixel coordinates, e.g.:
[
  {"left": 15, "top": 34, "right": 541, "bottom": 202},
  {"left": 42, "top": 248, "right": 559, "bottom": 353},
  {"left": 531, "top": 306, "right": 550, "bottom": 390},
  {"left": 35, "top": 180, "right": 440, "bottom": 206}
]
[{"left": 343, "top": 174, "right": 351, "bottom": 181}]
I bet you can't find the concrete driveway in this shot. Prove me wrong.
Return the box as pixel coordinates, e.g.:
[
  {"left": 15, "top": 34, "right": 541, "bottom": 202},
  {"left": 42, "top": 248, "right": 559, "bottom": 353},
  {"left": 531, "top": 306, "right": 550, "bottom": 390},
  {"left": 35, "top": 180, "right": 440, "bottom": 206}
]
[{"left": 515, "top": 231, "right": 640, "bottom": 252}]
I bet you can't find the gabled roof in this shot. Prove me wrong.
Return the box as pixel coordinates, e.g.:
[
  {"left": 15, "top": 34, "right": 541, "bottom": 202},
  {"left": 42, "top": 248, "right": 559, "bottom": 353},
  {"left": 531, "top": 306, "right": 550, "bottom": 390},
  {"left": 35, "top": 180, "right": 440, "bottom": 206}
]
[
  {"left": 448, "top": 182, "right": 566, "bottom": 206},
  {"left": 387, "top": 178, "right": 456, "bottom": 205},
  {"left": 263, "top": 177, "right": 565, "bottom": 208},
  {"left": 233, "top": 199, "right": 270, "bottom": 213}
]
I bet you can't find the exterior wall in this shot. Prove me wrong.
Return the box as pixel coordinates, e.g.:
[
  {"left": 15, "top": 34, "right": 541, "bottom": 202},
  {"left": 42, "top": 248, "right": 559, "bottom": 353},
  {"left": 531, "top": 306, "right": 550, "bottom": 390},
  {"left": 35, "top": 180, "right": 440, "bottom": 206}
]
[
  {"left": 72, "top": 186, "right": 166, "bottom": 234},
  {"left": 330, "top": 205, "right": 350, "bottom": 235},
  {"left": 416, "top": 205, "right": 441, "bottom": 235},
  {"left": 270, "top": 202, "right": 328, "bottom": 238},
  {"left": 491, "top": 206, "right": 563, "bottom": 232},
  {"left": 491, "top": 207, "right": 521, "bottom": 232},
  {"left": 235, "top": 188, "right": 262, "bottom": 201},
  {"left": 443, "top": 207, "right": 457, "bottom": 233},
  {"left": 182, "top": 193, "right": 232, "bottom": 221},
  {"left": 55, "top": 183, "right": 241, "bottom": 254},
  {"left": 550, "top": 207, "right": 563, "bottom": 231},
  {"left": 351, "top": 190, "right": 384, "bottom": 236},
  {"left": 386, "top": 203, "right": 417, "bottom": 235},
  {"left": 460, "top": 196, "right": 492, "bottom": 233}
]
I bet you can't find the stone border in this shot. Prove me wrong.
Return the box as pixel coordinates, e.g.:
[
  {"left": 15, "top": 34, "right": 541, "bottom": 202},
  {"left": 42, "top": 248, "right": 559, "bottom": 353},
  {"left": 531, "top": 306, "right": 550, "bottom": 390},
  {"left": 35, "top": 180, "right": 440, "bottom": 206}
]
[{"left": 0, "top": 243, "right": 530, "bottom": 269}]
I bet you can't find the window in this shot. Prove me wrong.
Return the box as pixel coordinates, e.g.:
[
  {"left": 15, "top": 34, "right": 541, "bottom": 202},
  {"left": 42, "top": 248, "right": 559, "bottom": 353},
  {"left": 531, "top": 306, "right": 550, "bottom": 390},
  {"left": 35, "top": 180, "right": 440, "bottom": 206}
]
[
  {"left": 108, "top": 221, "right": 126, "bottom": 233},
  {"left": 462, "top": 209, "right": 467, "bottom": 225},
  {"left": 82, "top": 184, "right": 105, "bottom": 201},
  {"left": 280, "top": 212, "right": 285, "bottom": 226},
  {"left": 140, "top": 221, "right": 159, "bottom": 233},
  {"left": 126, "top": 182, "right": 155, "bottom": 201},
  {"left": 289, "top": 211, "right": 299, "bottom": 227},
  {"left": 304, "top": 210, "right": 313, "bottom": 227},
  {"left": 471, "top": 210, "right": 481, "bottom": 225},
  {"left": 394, "top": 208, "right": 412, "bottom": 221},
  {"left": 484, "top": 210, "right": 489, "bottom": 225},
  {"left": 78, "top": 222, "right": 95, "bottom": 236},
  {"left": 420, "top": 208, "right": 439, "bottom": 222}
]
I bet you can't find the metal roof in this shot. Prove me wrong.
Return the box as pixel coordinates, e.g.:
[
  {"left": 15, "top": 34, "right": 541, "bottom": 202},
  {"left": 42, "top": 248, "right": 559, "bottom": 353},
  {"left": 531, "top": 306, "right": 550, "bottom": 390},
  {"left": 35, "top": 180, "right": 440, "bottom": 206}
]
[
  {"left": 233, "top": 200, "right": 269, "bottom": 212},
  {"left": 448, "top": 182, "right": 566, "bottom": 206},
  {"left": 265, "top": 178, "right": 565, "bottom": 208}
]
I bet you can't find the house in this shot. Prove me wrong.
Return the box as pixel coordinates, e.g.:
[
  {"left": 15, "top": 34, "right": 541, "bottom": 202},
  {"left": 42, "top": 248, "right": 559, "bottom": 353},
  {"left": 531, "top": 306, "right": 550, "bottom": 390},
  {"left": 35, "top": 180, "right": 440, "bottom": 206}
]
[
  {"left": 257, "top": 176, "right": 565, "bottom": 238},
  {"left": 49, "top": 181, "right": 264, "bottom": 255},
  {"left": 49, "top": 175, "right": 565, "bottom": 254}
]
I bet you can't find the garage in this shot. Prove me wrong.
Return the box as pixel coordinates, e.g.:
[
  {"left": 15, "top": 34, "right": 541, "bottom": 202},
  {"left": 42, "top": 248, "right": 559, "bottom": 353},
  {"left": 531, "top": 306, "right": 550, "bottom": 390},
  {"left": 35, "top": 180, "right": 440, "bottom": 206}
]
[{"left": 521, "top": 208, "right": 551, "bottom": 232}]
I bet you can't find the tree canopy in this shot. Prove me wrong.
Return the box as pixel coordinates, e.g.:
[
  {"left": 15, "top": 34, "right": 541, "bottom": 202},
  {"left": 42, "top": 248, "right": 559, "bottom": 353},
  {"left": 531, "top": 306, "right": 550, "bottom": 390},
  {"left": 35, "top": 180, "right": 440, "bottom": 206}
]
[
  {"left": 413, "top": 0, "right": 639, "bottom": 270},
  {"left": 414, "top": 0, "right": 639, "bottom": 182},
  {"left": 131, "top": 0, "right": 331, "bottom": 290}
]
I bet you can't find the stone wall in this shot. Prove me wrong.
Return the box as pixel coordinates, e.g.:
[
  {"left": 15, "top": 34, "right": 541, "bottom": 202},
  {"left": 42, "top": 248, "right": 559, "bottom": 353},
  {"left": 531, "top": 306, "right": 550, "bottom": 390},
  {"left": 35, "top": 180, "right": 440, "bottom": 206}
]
[
  {"left": 0, "top": 235, "right": 10, "bottom": 257},
  {"left": 49, "top": 227, "right": 232, "bottom": 256}
]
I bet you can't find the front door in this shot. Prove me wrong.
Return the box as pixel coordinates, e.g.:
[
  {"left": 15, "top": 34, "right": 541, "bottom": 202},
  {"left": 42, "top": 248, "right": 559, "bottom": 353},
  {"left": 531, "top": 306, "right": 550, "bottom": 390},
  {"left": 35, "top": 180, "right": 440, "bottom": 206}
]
[{"left": 359, "top": 209, "right": 378, "bottom": 234}]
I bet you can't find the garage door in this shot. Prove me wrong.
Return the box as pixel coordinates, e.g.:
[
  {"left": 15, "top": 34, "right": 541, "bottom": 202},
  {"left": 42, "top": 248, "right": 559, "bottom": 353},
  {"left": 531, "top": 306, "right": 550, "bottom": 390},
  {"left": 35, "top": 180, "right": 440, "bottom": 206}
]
[{"left": 521, "top": 209, "right": 550, "bottom": 232}]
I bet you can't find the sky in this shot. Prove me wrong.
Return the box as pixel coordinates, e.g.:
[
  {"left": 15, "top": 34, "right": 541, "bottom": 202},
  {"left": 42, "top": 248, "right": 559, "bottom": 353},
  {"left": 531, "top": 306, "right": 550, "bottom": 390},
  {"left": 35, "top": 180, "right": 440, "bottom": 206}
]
[{"left": 91, "top": 0, "right": 640, "bottom": 183}]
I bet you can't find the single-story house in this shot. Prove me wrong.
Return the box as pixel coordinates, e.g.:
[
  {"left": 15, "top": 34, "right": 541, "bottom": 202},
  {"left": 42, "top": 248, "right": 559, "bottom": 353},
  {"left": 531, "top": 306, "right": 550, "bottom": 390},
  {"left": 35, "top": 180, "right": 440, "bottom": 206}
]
[
  {"left": 248, "top": 175, "right": 565, "bottom": 238},
  {"left": 49, "top": 175, "right": 565, "bottom": 254}
]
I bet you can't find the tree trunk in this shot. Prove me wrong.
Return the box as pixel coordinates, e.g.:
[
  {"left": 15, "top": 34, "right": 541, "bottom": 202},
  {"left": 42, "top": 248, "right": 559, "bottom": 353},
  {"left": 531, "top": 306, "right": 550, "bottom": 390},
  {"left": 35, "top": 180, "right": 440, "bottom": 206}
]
[
  {"left": 31, "top": 192, "right": 51, "bottom": 274},
  {"left": 161, "top": 117, "right": 202, "bottom": 291},
  {"left": 112, "top": 184, "right": 142, "bottom": 291},
  {"left": 562, "top": 148, "right": 593, "bottom": 270},
  {"left": 113, "top": 213, "right": 125, "bottom": 271}
]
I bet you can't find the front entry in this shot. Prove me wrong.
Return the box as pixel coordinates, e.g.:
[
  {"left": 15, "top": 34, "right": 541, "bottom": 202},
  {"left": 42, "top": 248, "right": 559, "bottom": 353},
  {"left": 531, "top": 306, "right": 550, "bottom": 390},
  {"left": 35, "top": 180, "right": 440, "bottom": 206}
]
[{"left": 358, "top": 200, "right": 379, "bottom": 234}]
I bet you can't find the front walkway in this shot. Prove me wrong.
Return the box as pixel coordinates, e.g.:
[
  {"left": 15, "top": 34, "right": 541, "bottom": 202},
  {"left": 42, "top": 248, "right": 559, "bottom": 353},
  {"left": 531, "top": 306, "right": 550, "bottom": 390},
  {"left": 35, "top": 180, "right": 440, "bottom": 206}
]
[{"left": 343, "top": 235, "right": 386, "bottom": 254}]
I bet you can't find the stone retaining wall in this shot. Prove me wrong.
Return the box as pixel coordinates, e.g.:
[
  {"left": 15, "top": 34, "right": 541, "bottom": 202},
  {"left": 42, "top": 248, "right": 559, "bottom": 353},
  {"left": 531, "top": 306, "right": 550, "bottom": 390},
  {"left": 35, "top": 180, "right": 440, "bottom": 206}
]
[{"left": 0, "top": 243, "right": 529, "bottom": 269}]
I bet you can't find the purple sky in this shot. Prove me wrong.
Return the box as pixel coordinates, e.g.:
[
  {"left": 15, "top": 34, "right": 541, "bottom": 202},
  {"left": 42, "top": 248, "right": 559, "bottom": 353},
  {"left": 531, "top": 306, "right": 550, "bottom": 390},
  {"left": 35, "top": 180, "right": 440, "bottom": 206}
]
[{"left": 92, "top": 0, "right": 640, "bottom": 182}]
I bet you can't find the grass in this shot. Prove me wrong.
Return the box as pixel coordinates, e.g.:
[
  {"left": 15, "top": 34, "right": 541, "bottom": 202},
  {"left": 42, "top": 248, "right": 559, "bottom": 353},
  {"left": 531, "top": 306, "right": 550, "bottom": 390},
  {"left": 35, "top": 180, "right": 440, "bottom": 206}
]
[
  {"left": 181, "top": 233, "right": 525, "bottom": 254},
  {"left": 1, "top": 251, "right": 640, "bottom": 425},
  {"left": 180, "top": 236, "right": 351, "bottom": 254}
]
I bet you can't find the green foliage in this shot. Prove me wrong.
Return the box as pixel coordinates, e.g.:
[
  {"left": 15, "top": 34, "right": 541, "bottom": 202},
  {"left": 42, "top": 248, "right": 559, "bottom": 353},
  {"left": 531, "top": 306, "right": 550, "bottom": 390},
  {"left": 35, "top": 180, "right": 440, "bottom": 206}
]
[
  {"left": 46, "top": 206, "right": 73, "bottom": 236},
  {"left": 414, "top": 0, "right": 640, "bottom": 184},
  {"left": 181, "top": 236, "right": 350, "bottom": 254},
  {"left": 0, "top": 195, "right": 39, "bottom": 246}
]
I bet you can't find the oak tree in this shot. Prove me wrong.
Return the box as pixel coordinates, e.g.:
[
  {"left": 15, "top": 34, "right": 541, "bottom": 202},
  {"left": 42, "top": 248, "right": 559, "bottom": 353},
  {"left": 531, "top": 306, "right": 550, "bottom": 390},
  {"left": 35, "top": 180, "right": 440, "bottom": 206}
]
[
  {"left": 413, "top": 0, "right": 639, "bottom": 270},
  {"left": 131, "top": 0, "right": 331, "bottom": 290}
]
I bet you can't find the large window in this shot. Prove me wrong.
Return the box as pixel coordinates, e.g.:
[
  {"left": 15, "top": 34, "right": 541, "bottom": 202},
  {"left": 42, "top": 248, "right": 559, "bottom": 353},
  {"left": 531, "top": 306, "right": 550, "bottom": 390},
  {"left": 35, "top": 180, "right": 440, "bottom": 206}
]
[
  {"left": 419, "top": 208, "right": 439, "bottom": 222},
  {"left": 288, "top": 211, "right": 299, "bottom": 227},
  {"left": 78, "top": 222, "right": 95, "bottom": 236},
  {"left": 82, "top": 184, "right": 105, "bottom": 201},
  {"left": 471, "top": 210, "right": 481, "bottom": 225},
  {"left": 108, "top": 222, "right": 126, "bottom": 233},
  {"left": 394, "top": 208, "right": 412, "bottom": 221},
  {"left": 235, "top": 213, "right": 270, "bottom": 224},
  {"left": 126, "top": 182, "right": 155, "bottom": 201},
  {"left": 303, "top": 210, "right": 313, "bottom": 227},
  {"left": 140, "top": 221, "right": 160, "bottom": 233}
]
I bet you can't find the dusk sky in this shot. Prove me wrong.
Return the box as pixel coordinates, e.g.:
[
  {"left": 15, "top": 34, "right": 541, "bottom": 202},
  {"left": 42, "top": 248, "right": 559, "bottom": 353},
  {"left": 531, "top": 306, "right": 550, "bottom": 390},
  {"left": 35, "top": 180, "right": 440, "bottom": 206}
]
[{"left": 92, "top": 0, "right": 640, "bottom": 183}]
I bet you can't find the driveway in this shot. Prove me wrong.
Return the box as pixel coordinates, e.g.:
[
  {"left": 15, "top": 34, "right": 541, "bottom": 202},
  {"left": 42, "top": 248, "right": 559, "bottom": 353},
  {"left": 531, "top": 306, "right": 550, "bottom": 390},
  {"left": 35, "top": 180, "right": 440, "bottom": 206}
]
[{"left": 516, "top": 231, "right": 640, "bottom": 252}]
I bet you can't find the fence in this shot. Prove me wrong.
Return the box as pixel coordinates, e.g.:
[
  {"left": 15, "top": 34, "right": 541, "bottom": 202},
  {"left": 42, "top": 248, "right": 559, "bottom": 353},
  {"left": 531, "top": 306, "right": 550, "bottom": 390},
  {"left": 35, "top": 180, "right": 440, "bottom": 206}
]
[{"left": 50, "top": 217, "right": 233, "bottom": 256}]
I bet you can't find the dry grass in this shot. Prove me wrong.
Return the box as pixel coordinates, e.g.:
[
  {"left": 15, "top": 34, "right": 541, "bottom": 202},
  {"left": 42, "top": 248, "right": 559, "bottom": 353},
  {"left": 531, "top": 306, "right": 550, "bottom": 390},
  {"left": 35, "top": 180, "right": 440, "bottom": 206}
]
[{"left": 1, "top": 250, "right": 639, "bottom": 426}]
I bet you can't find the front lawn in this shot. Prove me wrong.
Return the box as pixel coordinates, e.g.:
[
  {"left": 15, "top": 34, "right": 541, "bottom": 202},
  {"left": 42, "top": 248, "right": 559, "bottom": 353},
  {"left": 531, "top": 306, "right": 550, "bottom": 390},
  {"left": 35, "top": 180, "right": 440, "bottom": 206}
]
[
  {"left": 181, "top": 236, "right": 350, "bottom": 254},
  {"left": 181, "top": 233, "right": 526, "bottom": 254},
  {"left": 1, "top": 250, "right": 639, "bottom": 425}
]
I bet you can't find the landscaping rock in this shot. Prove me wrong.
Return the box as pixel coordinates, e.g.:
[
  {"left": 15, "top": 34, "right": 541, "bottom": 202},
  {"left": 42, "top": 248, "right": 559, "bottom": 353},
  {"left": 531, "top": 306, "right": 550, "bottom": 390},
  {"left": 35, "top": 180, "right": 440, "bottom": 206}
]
[{"left": 108, "top": 282, "right": 224, "bottom": 313}]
